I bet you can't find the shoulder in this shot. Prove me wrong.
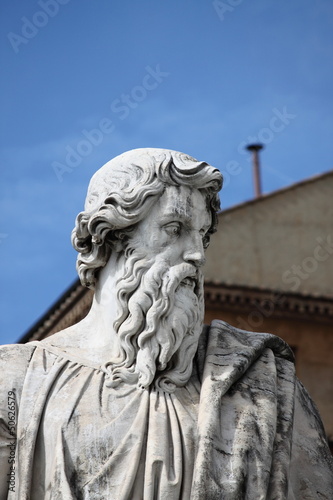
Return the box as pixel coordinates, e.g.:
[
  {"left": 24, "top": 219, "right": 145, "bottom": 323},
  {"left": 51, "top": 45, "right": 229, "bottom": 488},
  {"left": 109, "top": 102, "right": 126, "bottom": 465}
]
[
  {"left": 0, "top": 343, "right": 37, "bottom": 392},
  {"left": 0, "top": 343, "right": 36, "bottom": 368},
  {"left": 207, "top": 319, "right": 294, "bottom": 362}
]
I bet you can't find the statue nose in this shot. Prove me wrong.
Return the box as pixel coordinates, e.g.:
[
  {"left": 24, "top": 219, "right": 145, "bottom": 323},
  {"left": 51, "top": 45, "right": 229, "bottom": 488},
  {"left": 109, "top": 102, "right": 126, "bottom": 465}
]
[
  {"left": 184, "top": 251, "right": 205, "bottom": 267},
  {"left": 183, "top": 236, "right": 205, "bottom": 267}
]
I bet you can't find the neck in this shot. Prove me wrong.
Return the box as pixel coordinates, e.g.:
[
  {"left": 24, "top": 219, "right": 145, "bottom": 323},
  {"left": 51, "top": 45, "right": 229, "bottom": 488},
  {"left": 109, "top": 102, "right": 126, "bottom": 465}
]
[{"left": 78, "top": 251, "right": 125, "bottom": 358}]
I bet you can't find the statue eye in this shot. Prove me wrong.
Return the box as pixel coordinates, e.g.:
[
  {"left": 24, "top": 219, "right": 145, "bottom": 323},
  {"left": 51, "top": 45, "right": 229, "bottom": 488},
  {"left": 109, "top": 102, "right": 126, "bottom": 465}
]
[{"left": 164, "top": 222, "right": 181, "bottom": 236}]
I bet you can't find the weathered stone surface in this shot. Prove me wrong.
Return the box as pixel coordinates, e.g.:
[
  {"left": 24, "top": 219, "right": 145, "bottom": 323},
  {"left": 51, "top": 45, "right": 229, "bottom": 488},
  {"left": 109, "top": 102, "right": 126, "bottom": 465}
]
[{"left": 1, "top": 149, "right": 332, "bottom": 498}]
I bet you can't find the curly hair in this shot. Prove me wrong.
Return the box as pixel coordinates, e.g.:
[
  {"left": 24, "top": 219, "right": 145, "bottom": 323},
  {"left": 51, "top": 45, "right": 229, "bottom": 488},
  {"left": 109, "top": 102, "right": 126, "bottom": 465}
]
[{"left": 71, "top": 148, "right": 223, "bottom": 288}]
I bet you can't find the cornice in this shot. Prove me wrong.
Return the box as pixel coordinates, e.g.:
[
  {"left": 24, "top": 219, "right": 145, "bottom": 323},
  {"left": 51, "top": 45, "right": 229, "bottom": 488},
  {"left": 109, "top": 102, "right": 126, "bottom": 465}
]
[{"left": 205, "top": 282, "right": 333, "bottom": 321}]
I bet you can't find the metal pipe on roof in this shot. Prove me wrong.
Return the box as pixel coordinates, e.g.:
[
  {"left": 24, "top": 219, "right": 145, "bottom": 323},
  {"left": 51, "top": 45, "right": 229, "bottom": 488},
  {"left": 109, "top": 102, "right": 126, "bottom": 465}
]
[{"left": 246, "top": 143, "right": 264, "bottom": 198}]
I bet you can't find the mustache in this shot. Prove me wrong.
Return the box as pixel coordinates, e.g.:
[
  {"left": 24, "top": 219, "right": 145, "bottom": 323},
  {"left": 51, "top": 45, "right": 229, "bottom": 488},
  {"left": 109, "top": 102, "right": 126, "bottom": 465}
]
[{"left": 163, "top": 263, "right": 198, "bottom": 297}]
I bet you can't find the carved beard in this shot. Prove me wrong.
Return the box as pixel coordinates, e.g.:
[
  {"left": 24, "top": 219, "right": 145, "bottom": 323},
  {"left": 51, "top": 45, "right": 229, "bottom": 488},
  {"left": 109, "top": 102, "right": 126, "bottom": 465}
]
[{"left": 105, "top": 247, "right": 205, "bottom": 392}]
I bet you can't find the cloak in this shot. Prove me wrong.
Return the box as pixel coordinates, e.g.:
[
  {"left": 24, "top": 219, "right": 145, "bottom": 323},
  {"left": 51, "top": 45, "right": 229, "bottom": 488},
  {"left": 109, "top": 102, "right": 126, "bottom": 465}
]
[{"left": 0, "top": 320, "right": 332, "bottom": 499}]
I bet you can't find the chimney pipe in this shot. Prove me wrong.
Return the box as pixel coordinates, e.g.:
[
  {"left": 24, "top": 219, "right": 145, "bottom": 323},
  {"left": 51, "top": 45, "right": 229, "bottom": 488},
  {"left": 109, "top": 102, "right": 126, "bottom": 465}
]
[{"left": 246, "top": 143, "right": 264, "bottom": 198}]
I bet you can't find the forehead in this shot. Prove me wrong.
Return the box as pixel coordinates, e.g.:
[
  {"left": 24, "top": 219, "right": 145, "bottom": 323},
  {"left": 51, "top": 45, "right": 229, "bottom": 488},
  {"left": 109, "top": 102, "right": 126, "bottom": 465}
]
[{"left": 156, "top": 185, "right": 211, "bottom": 226}]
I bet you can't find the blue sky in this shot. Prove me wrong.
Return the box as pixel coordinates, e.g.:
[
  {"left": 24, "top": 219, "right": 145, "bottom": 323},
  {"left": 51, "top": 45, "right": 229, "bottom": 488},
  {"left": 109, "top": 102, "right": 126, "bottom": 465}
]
[{"left": 1, "top": 0, "right": 332, "bottom": 344}]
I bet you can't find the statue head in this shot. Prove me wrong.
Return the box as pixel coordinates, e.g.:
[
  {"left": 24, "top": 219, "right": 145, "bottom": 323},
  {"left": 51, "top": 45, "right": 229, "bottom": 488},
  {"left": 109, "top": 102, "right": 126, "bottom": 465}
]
[
  {"left": 72, "top": 148, "right": 222, "bottom": 288},
  {"left": 72, "top": 148, "right": 223, "bottom": 391}
]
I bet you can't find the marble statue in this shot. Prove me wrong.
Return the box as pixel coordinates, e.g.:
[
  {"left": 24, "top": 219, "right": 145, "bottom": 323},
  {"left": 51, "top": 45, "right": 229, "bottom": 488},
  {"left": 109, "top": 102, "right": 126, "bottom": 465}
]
[{"left": 1, "top": 148, "right": 333, "bottom": 499}]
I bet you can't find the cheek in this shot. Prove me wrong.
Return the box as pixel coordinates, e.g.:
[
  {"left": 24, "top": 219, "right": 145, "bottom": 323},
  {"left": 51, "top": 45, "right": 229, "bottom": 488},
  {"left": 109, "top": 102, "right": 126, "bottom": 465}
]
[
  {"left": 143, "top": 234, "right": 166, "bottom": 253},
  {"left": 130, "top": 223, "right": 161, "bottom": 251},
  {"left": 143, "top": 226, "right": 172, "bottom": 252},
  {"left": 137, "top": 236, "right": 170, "bottom": 261},
  {"left": 146, "top": 243, "right": 173, "bottom": 261},
  {"left": 132, "top": 223, "right": 179, "bottom": 261}
]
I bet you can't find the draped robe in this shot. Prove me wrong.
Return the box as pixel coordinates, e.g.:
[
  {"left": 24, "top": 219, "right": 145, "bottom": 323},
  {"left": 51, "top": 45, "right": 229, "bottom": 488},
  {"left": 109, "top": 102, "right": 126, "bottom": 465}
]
[{"left": 1, "top": 320, "right": 332, "bottom": 499}]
